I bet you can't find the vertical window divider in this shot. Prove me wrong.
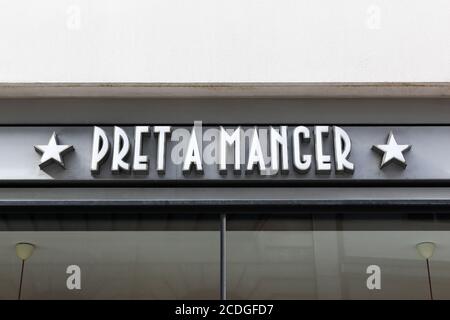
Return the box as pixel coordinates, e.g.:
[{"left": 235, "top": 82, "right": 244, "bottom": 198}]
[{"left": 220, "top": 213, "right": 227, "bottom": 300}]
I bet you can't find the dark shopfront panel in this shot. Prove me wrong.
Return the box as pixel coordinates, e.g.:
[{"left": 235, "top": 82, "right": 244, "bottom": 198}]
[
  {"left": 2, "top": 203, "right": 450, "bottom": 300},
  {"left": 0, "top": 93, "right": 450, "bottom": 300}
]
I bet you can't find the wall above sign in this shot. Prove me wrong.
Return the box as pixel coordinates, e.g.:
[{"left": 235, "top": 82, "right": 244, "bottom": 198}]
[{"left": 0, "top": 124, "right": 440, "bottom": 185}]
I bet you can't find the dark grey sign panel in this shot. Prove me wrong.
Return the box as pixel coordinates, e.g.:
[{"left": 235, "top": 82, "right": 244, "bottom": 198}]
[{"left": 0, "top": 125, "right": 446, "bottom": 184}]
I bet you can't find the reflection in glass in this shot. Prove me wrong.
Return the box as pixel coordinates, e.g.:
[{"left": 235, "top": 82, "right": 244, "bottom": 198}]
[
  {"left": 227, "top": 214, "right": 450, "bottom": 299},
  {"left": 0, "top": 212, "right": 220, "bottom": 300}
]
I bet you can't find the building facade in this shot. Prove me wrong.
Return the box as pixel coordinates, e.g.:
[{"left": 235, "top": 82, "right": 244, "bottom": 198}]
[{"left": 0, "top": 83, "right": 449, "bottom": 299}]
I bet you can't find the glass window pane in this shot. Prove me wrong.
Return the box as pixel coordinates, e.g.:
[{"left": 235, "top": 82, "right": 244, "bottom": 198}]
[
  {"left": 0, "top": 210, "right": 220, "bottom": 300},
  {"left": 227, "top": 213, "right": 450, "bottom": 299}
]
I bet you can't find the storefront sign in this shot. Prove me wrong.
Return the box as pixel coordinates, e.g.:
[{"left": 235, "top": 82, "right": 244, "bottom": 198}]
[{"left": 0, "top": 124, "right": 443, "bottom": 184}]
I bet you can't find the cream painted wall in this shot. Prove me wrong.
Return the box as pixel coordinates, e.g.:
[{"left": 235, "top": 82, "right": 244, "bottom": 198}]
[{"left": 0, "top": 0, "right": 448, "bottom": 82}]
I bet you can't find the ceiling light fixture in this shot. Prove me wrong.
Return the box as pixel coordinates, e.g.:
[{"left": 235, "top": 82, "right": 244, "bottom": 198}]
[
  {"left": 15, "top": 242, "right": 35, "bottom": 300},
  {"left": 416, "top": 241, "right": 436, "bottom": 300}
]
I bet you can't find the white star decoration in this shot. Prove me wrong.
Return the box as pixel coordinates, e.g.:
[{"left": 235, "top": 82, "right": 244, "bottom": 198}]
[
  {"left": 34, "top": 132, "right": 74, "bottom": 169},
  {"left": 372, "top": 131, "right": 411, "bottom": 169}
]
